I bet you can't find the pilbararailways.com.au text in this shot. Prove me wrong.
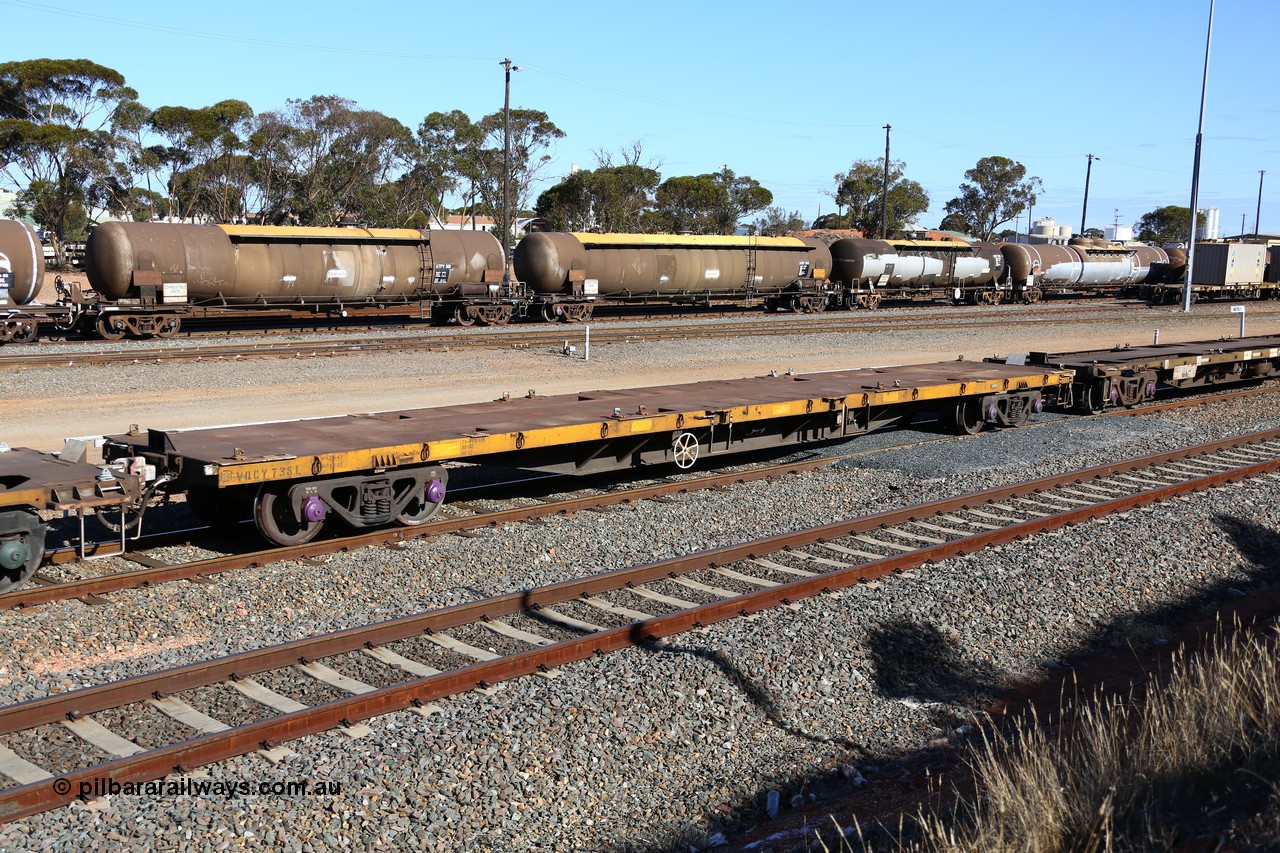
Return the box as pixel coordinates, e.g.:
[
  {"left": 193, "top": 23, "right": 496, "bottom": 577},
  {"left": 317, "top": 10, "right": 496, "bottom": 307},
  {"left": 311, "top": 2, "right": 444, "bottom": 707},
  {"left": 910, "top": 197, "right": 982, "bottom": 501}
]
[{"left": 53, "top": 776, "right": 342, "bottom": 800}]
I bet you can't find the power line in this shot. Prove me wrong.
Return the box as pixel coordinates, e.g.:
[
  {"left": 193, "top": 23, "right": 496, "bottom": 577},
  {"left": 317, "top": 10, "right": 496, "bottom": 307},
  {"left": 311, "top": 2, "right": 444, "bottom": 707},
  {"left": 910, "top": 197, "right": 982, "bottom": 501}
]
[{"left": 0, "top": 0, "right": 492, "bottom": 61}]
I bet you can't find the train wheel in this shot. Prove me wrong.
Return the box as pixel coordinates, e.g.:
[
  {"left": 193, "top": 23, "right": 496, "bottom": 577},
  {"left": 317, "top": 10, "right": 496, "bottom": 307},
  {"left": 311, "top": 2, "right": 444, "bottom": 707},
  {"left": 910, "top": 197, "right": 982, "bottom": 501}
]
[
  {"left": 9, "top": 322, "right": 37, "bottom": 344},
  {"left": 0, "top": 511, "right": 45, "bottom": 594},
  {"left": 1020, "top": 288, "right": 1042, "bottom": 304},
  {"left": 155, "top": 316, "right": 182, "bottom": 338},
  {"left": 396, "top": 477, "right": 446, "bottom": 526},
  {"left": 453, "top": 306, "right": 476, "bottom": 326},
  {"left": 1076, "top": 383, "right": 1106, "bottom": 415},
  {"left": 254, "top": 485, "right": 323, "bottom": 546},
  {"left": 95, "top": 314, "right": 127, "bottom": 341},
  {"left": 672, "top": 431, "right": 700, "bottom": 469},
  {"left": 857, "top": 293, "right": 882, "bottom": 310},
  {"left": 540, "top": 302, "right": 558, "bottom": 322},
  {"left": 951, "top": 400, "right": 985, "bottom": 435}
]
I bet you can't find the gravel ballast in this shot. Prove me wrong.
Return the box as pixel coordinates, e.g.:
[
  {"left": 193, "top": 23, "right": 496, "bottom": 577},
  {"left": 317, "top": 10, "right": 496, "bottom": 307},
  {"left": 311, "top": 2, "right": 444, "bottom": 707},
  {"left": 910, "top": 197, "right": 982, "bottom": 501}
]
[{"left": 0, "top": 313, "right": 1278, "bottom": 850}]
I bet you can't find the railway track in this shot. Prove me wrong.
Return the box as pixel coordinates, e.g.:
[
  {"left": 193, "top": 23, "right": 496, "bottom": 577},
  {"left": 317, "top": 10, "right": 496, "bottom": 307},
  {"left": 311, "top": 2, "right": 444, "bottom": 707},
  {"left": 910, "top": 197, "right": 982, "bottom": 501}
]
[
  {"left": 0, "top": 428, "right": 1275, "bottom": 822},
  {"left": 8, "top": 384, "right": 1275, "bottom": 611},
  {"left": 1, "top": 303, "right": 1164, "bottom": 369},
  {"left": 6, "top": 451, "right": 847, "bottom": 610}
]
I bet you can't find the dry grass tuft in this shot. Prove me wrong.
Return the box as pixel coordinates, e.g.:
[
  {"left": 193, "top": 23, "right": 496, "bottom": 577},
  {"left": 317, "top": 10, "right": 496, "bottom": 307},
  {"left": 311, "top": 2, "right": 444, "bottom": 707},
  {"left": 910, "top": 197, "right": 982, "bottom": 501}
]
[{"left": 825, "top": 619, "right": 1280, "bottom": 852}]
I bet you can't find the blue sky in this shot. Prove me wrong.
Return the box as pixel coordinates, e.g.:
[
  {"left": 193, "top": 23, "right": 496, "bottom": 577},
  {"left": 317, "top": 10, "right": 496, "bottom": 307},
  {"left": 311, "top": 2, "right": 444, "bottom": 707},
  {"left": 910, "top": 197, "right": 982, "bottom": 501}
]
[{"left": 4, "top": 0, "right": 1276, "bottom": 234}]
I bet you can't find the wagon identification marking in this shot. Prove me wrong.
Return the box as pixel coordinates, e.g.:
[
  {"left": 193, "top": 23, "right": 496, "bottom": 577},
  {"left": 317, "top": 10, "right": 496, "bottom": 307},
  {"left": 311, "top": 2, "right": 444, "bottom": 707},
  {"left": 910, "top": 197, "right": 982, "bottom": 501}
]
[{"left": 218, "top": 462, "right": 306, "bottom": 486}]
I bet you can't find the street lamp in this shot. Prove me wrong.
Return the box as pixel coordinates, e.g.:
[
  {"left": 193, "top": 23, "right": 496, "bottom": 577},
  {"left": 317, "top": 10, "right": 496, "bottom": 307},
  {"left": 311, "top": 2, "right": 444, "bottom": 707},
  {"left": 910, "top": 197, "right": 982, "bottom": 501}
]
[
  {"left": 1183, "top": 0, "right": 1214, "bottom": 313},
  {"left": 1080, "top": 153, "right": 1098, "bottom": 236},
  {"left": 500, "top": 58, "right": 522, "bottom": 284},
  {"left": 880, "top": 124, "right": 891, "bottom": 239},
  {"left": 1256, "top": 170, "right": 1265, "bottom": 236}
]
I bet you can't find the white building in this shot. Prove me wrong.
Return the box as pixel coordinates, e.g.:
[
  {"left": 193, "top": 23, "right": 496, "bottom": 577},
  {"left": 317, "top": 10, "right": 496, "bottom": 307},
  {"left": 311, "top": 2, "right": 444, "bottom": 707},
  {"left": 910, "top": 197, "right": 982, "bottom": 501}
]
[{"left": 1104, "top": 223, "right": 1134, "bottom": 242}]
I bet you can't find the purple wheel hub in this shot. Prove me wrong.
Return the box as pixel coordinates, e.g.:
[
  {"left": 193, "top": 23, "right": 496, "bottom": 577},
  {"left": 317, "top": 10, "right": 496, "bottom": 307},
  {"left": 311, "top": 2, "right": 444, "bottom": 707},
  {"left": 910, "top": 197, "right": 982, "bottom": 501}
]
[
  {"left": 1146, "top": 381, "right": 1157, "bottom": 397},
  {"left": 1032, "top": 398, "right": 1044, "bottom": 413},
  {"left": 302, "top": 495, "right": 327, "bottom": 523},
  {"left": 427, "top": 479, "right": 445, "bottom": 504}
]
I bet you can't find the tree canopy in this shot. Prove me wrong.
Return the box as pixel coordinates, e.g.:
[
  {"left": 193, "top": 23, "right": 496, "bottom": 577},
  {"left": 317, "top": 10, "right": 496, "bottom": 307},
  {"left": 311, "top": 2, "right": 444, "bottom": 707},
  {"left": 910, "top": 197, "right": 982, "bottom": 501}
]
[
  {"left": 828, "top": 158, "right": 929, "bottom": 239},
  {"left": 0, "top": 58, "right": 139, "bottom": 239},
  {"left": 1135, "top": 205, "right": 1205, "bottom": 245},
  {"left": 942, "top": 156, "right": 1041, "bottom": 241}
]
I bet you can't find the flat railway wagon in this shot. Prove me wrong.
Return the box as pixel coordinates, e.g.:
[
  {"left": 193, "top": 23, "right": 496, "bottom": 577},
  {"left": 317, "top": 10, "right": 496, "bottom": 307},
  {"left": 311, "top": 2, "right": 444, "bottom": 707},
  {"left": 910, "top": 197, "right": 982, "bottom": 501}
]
[
  {"left": 0, "top": 446, "right": 143, "bottom": 591},
  {"left": 994, "top": 334, "right": 1280, "bottom": 412},
  {"left": 1143, "top": 243, "right": 1275, "bottom": 305},
  {"left": 0, "top": 360, "right": 1071, "bottom": 591},
  {"left": 513, "top": 232, "right": 835, "bottom": 320}
]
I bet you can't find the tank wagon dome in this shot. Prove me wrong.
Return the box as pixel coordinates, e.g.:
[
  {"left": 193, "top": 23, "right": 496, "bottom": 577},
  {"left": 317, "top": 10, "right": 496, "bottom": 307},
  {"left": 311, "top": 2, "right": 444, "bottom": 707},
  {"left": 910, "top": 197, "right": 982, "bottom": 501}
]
[
  {"left": 0, "top": 220, "right": 46, "bottom": 305},
  {"left": 514, "top": 232, "right": 831, "bottom": 297},
  {"left": 85, "top": 222, "right": 502, "bottom": 304}
]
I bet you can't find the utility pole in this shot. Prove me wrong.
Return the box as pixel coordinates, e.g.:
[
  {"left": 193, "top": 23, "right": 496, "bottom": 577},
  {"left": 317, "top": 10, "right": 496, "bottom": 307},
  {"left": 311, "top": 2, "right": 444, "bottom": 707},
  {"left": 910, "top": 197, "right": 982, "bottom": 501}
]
[
  {"left": 881, "top": 124, "right": 891, "bottom": 239},
  {"left": 1080, "top": 153, "right": 1098, "bottom": 235},
  {"left": 1256, "top": 170, "right": 1265, "bottom": 236},
  {"left": 1184, "top": 0, "right": 1214, "bottom": 313},
  {"left": 499, "top": 58, "right": 521, "bottom": 283}
]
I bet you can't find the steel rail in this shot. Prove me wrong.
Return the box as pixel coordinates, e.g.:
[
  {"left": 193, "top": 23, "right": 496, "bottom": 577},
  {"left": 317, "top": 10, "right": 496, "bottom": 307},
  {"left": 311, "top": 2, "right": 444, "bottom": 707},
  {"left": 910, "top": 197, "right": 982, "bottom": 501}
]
[
  {"left": 0, "top": 310, "right": 1151, "bottom": 369},
  {"left": 2, "top": 454, "right": 844, "bottom": 610},
  {"left": 0, "top": 429, "right": 1275, "bottom": 821},
  {"left": 7, "top": 299, "right": 1137, "bottom": 352}
]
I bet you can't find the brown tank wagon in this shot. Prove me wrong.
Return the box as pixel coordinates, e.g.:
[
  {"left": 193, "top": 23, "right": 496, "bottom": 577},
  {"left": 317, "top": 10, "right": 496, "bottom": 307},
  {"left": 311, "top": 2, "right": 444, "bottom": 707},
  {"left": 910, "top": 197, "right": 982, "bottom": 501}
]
[
  {"left": 82, "top": 223, "right": 515, "bottom": 332},
  {"left": 0, "top": 221, "right": 50, "bottom": 343},
  {"left": 0, "top": 221, "right": 44, "bottom": 307},
  {"left": 514, "top": 232, "right": 834, "bottom": 320}
]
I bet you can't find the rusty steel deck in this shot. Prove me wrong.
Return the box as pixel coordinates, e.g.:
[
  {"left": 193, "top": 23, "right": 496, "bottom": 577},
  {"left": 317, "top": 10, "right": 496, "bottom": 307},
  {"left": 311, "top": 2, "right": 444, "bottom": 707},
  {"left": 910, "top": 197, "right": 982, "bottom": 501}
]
[
  {"left": 0, "top": 447, "right": 133, "bottom": 513},
  {"left": 106, "top": 360, "right": 1071, "bottom": 489},
  {"left": 1018, "top": 334, "right": 1280, "bottom": 372}
]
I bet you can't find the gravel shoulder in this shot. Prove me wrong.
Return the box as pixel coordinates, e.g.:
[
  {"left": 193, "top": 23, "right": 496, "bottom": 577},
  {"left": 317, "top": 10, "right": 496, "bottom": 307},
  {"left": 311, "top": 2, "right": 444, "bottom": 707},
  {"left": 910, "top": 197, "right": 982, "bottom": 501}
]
[{"left": 5, "top": 300, "right": 1278, "bottom": 452}]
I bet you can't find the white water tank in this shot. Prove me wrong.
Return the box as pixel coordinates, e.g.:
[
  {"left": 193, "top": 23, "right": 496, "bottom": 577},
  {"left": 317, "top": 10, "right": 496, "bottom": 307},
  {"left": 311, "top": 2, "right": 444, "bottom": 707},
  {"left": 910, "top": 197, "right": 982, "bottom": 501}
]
[
  {"left": 1196, "top": 207, "right": 1220, "bottom": 240},
  {"left": 1032, "top": 217, "right": 1057, "bottom": 237}
]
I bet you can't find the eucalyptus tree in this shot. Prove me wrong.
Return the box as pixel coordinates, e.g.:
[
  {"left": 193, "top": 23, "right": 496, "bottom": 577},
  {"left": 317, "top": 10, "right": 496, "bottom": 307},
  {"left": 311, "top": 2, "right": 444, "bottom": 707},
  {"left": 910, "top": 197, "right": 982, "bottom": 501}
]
[
  {"left": 829, "top": 158, "right": 929, "bottom": 238},
  {"left": 0, "top": 58, "right": 139, "bottom": 239},
  {"left": 942, "top": 156, "right": 1042, "bottom": 241}
]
